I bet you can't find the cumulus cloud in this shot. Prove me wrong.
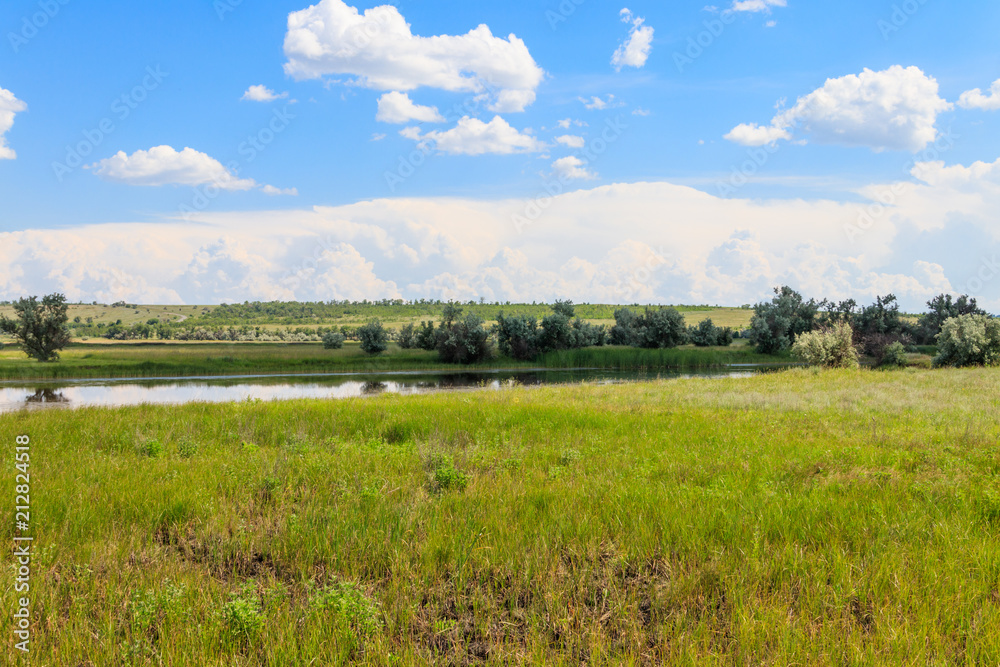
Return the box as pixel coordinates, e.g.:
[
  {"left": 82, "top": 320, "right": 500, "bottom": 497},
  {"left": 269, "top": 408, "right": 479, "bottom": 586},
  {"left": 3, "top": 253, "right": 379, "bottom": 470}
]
[
  {"left": 730, "top": 0, "right": 786, "bottom": 12},
  {"left": 410, "top": 116, "right": 544, "bottom": 155},
  {"left": 375, "top": 91, "right": 444, "bottom": 124},
  {"left": 724, "top": 122, "right": 792, "bottom": 146},
  {"left": 261, "top": 185, "right": 299, "bottom": 196},
  {"left": 555, "top": 135, "right": 586, "bottom": 149},
  {"left": 612, "top": 9, "right": 654, "bottom": 71},
  {"left": 8, "top": 151, "right": 1000, "bottom": 309},
  {"left": 958, "top": 79, "right": 1000, "bottom": 111},
  {"left": 241, "top": 85, "right": 289, "bottom": 102},
  {"left": 579, "top": 95, "right": 621, "bottom": 110},
  {"left": 0, "top": 86, "right": 27, "bottom": 160},
  {"left": 86, "top": 145, "right": 293, "bottom": 195},
  {"left": 552, "top": 156, "right": 597, "bottom": 180},
  {"left": 283, "top": 0, "right": 544, "bottom": 112},
  {"left": 726, "top": 65, "right": 953, "bottom": 152}
]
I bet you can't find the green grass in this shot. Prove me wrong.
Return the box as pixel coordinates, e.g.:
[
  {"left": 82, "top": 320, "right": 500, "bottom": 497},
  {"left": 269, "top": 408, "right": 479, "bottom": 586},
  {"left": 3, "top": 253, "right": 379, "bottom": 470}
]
[
  {"left": 0, "top": 342, "right": 785, "bottom": 381},
  {"left": 2, "top": 367, "right": 999, "bottom": 664}
]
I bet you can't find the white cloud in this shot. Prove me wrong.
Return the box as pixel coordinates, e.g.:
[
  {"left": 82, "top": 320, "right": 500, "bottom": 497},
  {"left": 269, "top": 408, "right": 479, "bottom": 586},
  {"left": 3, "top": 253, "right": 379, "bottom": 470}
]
[
  {"left": 8, "top": 152, "right": 1000, "bottom": 309},
  {"left": 86, "top": 145, "right": 293, "bottom": 195},
  {"left": 958, "top": 79, "right": 1000, "bottom": 111},
  {"left": 726, "top": 65, "right": 953, "bottom": 152},
  {"left": 555, "top": 135, "right": 586, "bottom": 149},
  {"left": 730, "top": 0, "right": 786, "bottom": 12},
  {"left": 579, "top": 95, "right": 621, "bottom": 110},
  {"left": 612, "top": 9, "right": 654, "bottom": 71},
  {"left": 0, "top": 86, "right": 27, "bottom": 160},
  {"left": 724, "top": 122, "right": 792, "bottom": 146},
  {"left": 556, "top": 118, "right": 587, "bottom": 129},
  {"left": 632, "top": 107, "right": 651, "bottom": 117},
  {"left": 552, "top": 156, "right": 597, "bottom": 180},
  {"left": 411, "top": 116, "right": 545, "bottom": 156},
  {"left": 375, "top": 91, "right": 444, "bottom": 124},
  {"left": 283, "top": 0, "right": 544, "bottom": 112},
  {"left": 241, "top": 85, "right": 289, "bottom": 102},
  {"left": 261, "top": 185, "right": 299, "bottom": 196}
]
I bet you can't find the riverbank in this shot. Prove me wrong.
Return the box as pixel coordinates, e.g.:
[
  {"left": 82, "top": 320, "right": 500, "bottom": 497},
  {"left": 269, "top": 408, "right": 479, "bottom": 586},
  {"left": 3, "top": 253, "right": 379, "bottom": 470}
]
[
  {"left": 1, "top": 367, "right": 997, "bottom": 663},
  {"left": 0, "top": 341, "right": 789, "bottom": 380}
]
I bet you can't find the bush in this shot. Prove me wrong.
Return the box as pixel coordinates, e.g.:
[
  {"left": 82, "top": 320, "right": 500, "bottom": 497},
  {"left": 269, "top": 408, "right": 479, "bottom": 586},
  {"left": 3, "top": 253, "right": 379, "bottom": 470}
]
[
  {"left": 396, "top": 323, "right": 417, "bottom": 349},
  {"left": 495, "top": 313, "right": 540, "bottom": 360},
  {"left": 435, "top": 312, "right": 494, "bottom": 364},
  {"left": 879, "top": 341, "right": 908, "bottom": 368},
  {"left": 322, "top": 331, "right": 345, "bottom": 349},
  {"left": 358, "top": 320, "right": 389, "bottom": 355},
  {"left": 415, "top": 321, "right": 437, "bottom": 351},
  {"left": 688, "top": 318, "right": 734, "bottom": 347},
  {"left": 933, "top": 314, "right": 1000, "bottom": 368},
  {"left": 791, "top": 321, "right": 859, "bottom": 368}
]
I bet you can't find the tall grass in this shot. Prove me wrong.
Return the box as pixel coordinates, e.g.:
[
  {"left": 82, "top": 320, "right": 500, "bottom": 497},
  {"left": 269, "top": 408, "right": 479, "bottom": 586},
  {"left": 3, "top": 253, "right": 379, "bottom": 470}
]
[
  {"left": 0, "top": 342, "right": 788, "bottom": 381},
  {"left": 1, "top": 367, "right": 999, "bottom": 664}
]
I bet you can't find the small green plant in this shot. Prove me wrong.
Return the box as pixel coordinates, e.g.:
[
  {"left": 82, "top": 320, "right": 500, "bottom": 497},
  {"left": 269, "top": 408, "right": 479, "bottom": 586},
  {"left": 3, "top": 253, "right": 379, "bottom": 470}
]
[
  {"left": 559, "top": 448, "right": 581, "bottom": 466},
  {"left": 221, "top": 591, "right": 264, "bottom": 643},
  {"left": 307, "top": 580, "right": 381, "bottom": 635},
  {"left": 138, "top": 439, "right": 164, "bottom": 458},
  {"left": 177, "top": 438, "right": 198, "bottom": 458},
  {"left": 424, "top": 453, "right": 469, "bottom": 493}
]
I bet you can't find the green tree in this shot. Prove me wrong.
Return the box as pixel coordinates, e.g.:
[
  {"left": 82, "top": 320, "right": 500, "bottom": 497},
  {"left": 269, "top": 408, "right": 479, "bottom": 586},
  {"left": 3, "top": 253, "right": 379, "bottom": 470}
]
[
  {"left": 639, "top": 307, "right": 688, "bottom": 349},
  {"left": 322, "top": 331, "right": 345, "bottom": 349},
  {"left": 0, "top": 294, "right": 72, "bottom": 362},
  {"left": 357, "top": 320, "right": 389, "bottom": 355},
  {"left": 914, "top": 294, "right": 986, "bottom": 345},
  {"left": 749, "top": 286, "right": 821, "bottom": 354},
  {"left": 791, "top": 321, "right": 859, "bottom": 369}
]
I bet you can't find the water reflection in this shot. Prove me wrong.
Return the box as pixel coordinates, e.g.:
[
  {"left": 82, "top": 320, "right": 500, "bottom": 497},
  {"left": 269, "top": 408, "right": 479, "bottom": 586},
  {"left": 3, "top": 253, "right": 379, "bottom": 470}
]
[
  {"left": 0, "top": 367, "right": 765, "bottom": 414},
  {"left": 25, "top": 388, "right": 70, "bottom": 404}
]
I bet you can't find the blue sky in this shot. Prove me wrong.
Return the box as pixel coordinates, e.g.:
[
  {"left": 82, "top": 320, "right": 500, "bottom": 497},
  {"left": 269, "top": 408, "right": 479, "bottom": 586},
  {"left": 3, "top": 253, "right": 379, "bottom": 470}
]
[{"left": 1, "top": 0, "right": 999, "bottom": 309}]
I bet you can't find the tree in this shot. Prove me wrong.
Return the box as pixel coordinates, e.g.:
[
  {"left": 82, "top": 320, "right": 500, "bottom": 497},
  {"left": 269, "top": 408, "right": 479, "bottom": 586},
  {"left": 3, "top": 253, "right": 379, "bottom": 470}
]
[
  {"left": 914, "top": 294, "right": 986, "bottom": 345},
  {"left": 552, "top": 299, "right": 575, "bottom": 319},
  {"left": 640, "top": 307, "right": 688, "bottom": 349},
  {"left": 0, "top": 294, "right": 72, "bottom": 362},
  {"left": 933, "top": 314, "right": 1000, "bottom": 368},
  {"left": 357, "top": 320, "right": 389, "bottom": 355},
  {"left": 749, "top": 286, "right": 821, "bottom": 354},
  {"left": 609, "top": 308, "right": 643, "bottom": 346}
]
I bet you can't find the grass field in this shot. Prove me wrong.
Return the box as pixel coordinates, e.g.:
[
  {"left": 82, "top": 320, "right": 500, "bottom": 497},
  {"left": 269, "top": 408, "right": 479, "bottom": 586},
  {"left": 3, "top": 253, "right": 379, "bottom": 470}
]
[
  {"left": 0, "top": 341, "right": 785, "bottom": 381},
  {"left": 2, "top": 368, "right": 999, "bottom": 664}
]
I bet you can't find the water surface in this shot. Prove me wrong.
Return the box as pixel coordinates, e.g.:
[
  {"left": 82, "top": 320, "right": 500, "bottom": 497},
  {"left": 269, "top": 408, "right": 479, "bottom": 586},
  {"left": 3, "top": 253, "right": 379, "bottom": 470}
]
[{"left": 0, "top": 367, "right": 765, "bottom": 414}]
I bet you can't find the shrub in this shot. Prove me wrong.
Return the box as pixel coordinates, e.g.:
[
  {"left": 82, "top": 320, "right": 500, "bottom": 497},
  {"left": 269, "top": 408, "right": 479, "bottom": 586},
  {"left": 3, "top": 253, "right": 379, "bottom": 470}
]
[
  {"left": 396, "top": 323, "right": 417, "bottom": 349},
  {"left": 435, "top": 312, "right": 494, "bottom": 364},
  {"left": 879, "top": 341, "right": 908, "bottom": 368},
  {"left": 425, "top": 454, "right": 469, "bottom": 492},
  {"left": 358, "top": 320, "right": 389, "bottom": 355},
  {"left": 688, "top": 318, "right": 735, "bottom": 347},
  {"left": 322, "top": 331, "right": 345, "bottom": 349},
  {"left": 933, "top": 314, "right": 1000, "bottom": 368},
  {"left": 791, "top": 321, "right": 859, "bottom": 369},
  {"left": 415, "top": 321, "right": 437, "bottom": 351},
  {"left": 495, "top": 313, "right": 540, "bottom": 360}
]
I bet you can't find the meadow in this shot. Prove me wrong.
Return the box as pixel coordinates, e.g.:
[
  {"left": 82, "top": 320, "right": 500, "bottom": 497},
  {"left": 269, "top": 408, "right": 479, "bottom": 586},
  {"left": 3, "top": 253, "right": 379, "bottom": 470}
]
[{"left": 2, "top": 367, "right": 998, "bottom": 664}]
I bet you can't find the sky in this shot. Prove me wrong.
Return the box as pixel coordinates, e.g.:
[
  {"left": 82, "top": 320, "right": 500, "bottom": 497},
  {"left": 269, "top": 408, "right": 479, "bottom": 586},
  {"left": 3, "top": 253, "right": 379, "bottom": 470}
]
[{"left": 1, "top": 0, "right": 999, "bottom": 310}]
